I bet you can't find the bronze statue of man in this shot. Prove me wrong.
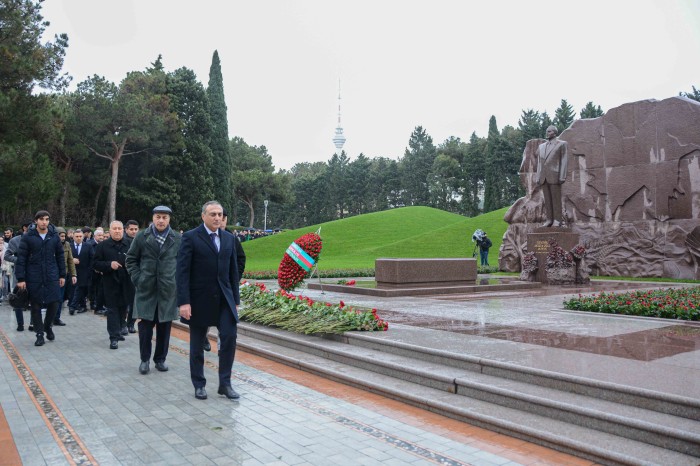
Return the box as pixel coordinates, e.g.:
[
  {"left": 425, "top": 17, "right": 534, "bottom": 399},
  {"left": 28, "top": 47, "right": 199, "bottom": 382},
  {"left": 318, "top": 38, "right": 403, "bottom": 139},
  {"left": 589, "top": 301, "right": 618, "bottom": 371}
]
[{"left": 535, "top": 125, "right": 568, "bottom": 227}]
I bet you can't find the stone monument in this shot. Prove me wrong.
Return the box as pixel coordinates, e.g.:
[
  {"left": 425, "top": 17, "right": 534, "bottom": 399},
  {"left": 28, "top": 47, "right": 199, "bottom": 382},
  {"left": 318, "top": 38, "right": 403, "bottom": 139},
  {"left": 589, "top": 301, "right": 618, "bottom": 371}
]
[{"left": 500, "top": 96, "right": 700, "bottom": 280}]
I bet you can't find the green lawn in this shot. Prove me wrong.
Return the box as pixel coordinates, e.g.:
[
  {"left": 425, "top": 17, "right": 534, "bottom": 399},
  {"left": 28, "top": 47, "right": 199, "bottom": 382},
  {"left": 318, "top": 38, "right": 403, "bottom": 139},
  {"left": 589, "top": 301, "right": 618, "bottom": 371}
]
[{"left": 242, "top": 206, "right": 510, "bottom": 272}]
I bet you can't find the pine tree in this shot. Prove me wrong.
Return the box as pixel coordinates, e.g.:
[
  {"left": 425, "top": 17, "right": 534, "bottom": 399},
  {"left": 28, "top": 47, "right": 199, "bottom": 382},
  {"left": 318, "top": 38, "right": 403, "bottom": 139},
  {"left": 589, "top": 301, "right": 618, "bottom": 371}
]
[
  {"left": 553, "top": 99, "right": 575, "bottom": 132},
  {"left": 518, "top": 109, "right": 544, "bottom": 146},
  {"left": 160, "top": 67, "right": 216, "bottom": 228},
  {"left": 679, "top": 85, "right": 700, "bottom": 102},
  {"left": 207, "top": 50, "right": 233, "bottom": 209},
  {"left": 399, "top": 126, "right": 436, "bottom": 206},
  {"left": 580, "top": 101, "right": 604, "bottom": 118}
]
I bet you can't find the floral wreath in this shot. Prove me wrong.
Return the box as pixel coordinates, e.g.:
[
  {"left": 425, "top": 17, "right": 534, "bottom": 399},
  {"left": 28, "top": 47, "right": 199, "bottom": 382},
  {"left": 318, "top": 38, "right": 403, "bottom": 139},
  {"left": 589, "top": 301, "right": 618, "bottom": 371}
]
[{"left": 277, "top": 231, "right": 323, "bottom": 291}]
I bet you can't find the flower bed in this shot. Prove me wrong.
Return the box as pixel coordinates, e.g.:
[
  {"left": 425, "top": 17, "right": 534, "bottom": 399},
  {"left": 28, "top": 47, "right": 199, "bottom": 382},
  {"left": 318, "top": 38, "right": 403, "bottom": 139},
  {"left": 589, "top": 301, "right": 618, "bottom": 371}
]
[
  {"left": 240, "top": 282, "right": 389, "bottom": 334},
  {"left": 563, "top": 286, "right": 700, "bottom": 320}
]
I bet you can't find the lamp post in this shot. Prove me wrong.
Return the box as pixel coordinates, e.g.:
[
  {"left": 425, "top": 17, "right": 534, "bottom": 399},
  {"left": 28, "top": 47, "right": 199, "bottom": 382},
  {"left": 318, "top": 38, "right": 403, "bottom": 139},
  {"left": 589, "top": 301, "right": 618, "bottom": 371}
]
[{"left": 264, "top": 200, "right": 269, "bottom": 231}]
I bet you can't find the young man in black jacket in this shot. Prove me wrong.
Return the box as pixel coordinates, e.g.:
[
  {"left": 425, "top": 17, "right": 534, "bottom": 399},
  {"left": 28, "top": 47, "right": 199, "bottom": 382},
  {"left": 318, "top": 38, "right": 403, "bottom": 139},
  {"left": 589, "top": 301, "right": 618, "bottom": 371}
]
[{"left": 15, "top": 211, "right": 66, "bottom": 346}]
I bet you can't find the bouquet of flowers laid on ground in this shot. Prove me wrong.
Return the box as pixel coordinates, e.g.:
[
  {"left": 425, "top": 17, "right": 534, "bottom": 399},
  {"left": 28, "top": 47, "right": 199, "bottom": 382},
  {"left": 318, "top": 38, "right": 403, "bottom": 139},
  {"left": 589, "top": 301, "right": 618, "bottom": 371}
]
[
  {"left": 570, "top": 244, "right": 586, "bottom": 261},
  {"left": 545, "top": 238, "right": 574, "bottom": 270},
  {"left": 278, "top": 232, "right": 323, "bottom": 291},
  {"left": 240, "top": 282, "right": 389, "bottom": 334},
  {"left": 336, "top": 279, "right": 356, "bottom": 286},
  {"left": 521, "top": 252, "right": 538, "bottom": 274}
]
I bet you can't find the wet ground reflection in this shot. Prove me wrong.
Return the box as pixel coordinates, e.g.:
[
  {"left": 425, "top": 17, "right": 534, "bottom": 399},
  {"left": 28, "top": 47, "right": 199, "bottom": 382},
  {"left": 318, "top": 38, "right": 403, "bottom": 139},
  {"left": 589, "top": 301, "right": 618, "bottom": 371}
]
[{"left": 378, "top": 311, "right": 700, "bottom": 361}]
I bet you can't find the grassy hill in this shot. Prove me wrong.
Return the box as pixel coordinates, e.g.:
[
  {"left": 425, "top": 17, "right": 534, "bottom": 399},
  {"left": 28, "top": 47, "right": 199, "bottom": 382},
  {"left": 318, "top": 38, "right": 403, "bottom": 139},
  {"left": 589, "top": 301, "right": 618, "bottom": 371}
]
[{"left": 242, "top": 206, "right": 510, "bottom": 272}]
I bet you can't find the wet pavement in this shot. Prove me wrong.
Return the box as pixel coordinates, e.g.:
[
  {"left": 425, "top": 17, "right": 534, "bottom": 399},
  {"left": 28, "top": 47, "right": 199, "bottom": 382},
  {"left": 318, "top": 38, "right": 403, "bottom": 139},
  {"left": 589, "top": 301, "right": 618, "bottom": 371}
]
[
  {"left": 0, "top": 277, "right": 697, "bottom": 465},
  {"left": 0, "top": 301, "right": 595, "bottom": 466},
  {"left": 281, "top": 278, "right": 700, "bottom": 400}
]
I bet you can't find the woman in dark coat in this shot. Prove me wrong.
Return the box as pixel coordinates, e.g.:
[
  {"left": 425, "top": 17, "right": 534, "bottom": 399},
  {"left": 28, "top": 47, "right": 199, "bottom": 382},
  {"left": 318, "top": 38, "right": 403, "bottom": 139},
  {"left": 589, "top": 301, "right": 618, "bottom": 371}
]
[{"left": 15, "top": 211, "right": 66, "bottom": 346}]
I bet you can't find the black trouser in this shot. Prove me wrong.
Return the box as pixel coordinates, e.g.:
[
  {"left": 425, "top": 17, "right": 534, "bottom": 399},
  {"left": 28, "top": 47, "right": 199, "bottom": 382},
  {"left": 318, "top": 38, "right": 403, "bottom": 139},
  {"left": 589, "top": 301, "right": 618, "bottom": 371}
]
[
  {"left": 127, "top": 303, "right": 135, "bottom": 327},
  {"left": 106, "top": 305, "right": 127, "bottom": 341},
  {"left": 138, "top": 311, "right": 171, "bottom": 364},
  {"left": 14, "top": 308, "right": 24, "bottom": 327},
  {"left": 30, "top": 301, "right": 59, "bottom": 336},
  {"left": 70, "top": 285, "right": 88, "bottom": 310},
  {"left": 189, "top": 306, "right": 237, "bottom": 389}
]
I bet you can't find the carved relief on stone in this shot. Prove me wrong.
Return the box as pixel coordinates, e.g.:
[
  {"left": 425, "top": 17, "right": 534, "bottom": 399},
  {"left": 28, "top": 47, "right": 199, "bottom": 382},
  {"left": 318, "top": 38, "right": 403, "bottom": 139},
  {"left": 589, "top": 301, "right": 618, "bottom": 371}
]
[{"left": 499, "top": 96, "right": 700, "bottom": 279}]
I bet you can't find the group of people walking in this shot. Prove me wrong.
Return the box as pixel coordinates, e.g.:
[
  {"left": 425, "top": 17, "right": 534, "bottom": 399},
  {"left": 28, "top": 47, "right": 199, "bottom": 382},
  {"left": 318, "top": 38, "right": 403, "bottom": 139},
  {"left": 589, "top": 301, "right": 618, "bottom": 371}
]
[{"left": 3, "top": 201, "right": 245, "bottom": 401}]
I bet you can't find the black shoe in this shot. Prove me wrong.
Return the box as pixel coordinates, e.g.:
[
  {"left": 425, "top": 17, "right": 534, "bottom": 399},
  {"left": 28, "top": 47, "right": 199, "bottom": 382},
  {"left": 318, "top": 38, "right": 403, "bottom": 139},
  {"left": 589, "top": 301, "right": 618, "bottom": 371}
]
[
  {"left": 16, "top": 325, "right": 23, "bottom": 332},
  {"left": 35, "top": 335, "right": 45, "bottom": 346},
  {"left": 109, "top": 340, "right": 118, "bottom": 349},
  {"left": 120, "top": 327, "right": 128, "bottom": 336},
  {"left": 53, "top": 319, "right": 66, "bottom": 326},
  {"left": 217, "top": 386, "right": 240, "bottom": 400},
  {"left": 128, "top": 325, "right": 136, "bottom": 334},
  {"left": 69, "top": 308, "right": 75, "bottom": 315},
  {"left": 28, "top": 324, "right": 33, "bottom": 331},
  {"left": 195, "top": 387, "right": 207, "bottom": 400},
  {"left": 45, "top": 328, "right": 55, "bottom": 341},
  {"left": 117, "top": 335, "right": 125, "bottom": 341},
  {"left": 154, "top": 362, "right": 168, "bottom": 372},
  {"left": 77, "top": 308, "right": 87, "bottom": 314},
  {"left": 203, "top": 340, "right": 211, "bottom": 352},
  {"left": 139, "top": 361, "right": 149, "bottom": 374}
]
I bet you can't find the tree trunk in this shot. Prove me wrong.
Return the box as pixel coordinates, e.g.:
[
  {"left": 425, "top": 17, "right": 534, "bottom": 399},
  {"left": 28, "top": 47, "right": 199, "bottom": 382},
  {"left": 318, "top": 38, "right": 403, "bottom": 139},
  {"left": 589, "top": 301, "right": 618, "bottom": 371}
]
[
  {"left": 244, "top": 197, "right": 255, "bottom": 228},
  {"left": 107, "top": 143, "right": 125, "bottom": 223},
  {"left": 58, "top": 161, "right": 72, "bottom": 225},
  {"left": 92, "top": 182, "right": 105, "bottom": 227}
]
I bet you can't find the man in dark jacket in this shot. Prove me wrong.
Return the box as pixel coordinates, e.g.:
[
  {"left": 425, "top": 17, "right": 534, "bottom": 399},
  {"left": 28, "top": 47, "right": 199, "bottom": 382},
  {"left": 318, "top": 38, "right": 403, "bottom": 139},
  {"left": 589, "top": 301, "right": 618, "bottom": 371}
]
[
  {"left": 68, "top": 229, "right": 93, "bottom": 314},
  {"left": 93, "top": 221, "right": 134, "bottom": 349},
  {"left": 177, "top": 201, "right": 241, "bottom": 401},
  {"left": 126, "top": 206, "right": 181, "bottom": 374},
  {"left": 4, "top": 221, "right": 32, "bottom": 331},
  {"left": 15, "top": 211, "right": 66, "bottom": 346}
]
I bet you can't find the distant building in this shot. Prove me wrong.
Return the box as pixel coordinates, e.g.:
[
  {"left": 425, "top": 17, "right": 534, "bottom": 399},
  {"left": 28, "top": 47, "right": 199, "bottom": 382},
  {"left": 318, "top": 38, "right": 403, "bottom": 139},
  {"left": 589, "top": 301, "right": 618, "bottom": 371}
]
[{"left": 332, "top": 80, "right": 346, "bottom": 152}]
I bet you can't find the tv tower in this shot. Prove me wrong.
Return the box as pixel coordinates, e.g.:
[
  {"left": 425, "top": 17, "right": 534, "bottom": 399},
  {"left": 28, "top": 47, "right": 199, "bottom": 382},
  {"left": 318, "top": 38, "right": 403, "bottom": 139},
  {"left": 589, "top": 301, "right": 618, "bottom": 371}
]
[{"left": 332, "top": 79, "right": 346, "bottom": 152}]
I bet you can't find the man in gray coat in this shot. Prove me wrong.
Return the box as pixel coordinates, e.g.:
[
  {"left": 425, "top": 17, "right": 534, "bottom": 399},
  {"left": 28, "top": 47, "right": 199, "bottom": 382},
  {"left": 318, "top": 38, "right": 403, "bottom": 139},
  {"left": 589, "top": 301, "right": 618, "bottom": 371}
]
[
  {"left": 126, "top": 206, "right": 181, "bottom": 374},
  {"left": 535, "top": 125, "right": 569, "bottom": 227}
]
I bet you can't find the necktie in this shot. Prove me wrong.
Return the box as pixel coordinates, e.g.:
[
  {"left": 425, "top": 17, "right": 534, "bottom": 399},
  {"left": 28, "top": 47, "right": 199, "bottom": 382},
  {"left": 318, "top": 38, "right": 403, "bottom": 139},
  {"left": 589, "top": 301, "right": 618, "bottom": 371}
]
[
  {"left": 77, "top": 244, "right": 81, "bottom": 255},
  {"left": 210, "top": 232, "right": 218, "bottom": 252}
]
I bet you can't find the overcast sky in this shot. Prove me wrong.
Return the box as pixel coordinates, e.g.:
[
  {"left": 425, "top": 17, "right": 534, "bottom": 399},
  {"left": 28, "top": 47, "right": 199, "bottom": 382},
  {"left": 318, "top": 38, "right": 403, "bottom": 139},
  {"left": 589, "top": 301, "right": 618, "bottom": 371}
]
[{"left": 41, "top": 0, "right": 700, "bottom": 170}]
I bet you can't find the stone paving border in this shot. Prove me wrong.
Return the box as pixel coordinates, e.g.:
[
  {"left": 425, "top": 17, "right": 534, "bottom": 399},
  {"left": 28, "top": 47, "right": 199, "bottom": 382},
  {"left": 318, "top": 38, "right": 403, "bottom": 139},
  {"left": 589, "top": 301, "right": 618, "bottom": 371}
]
[{"left": 0, "top": 326, "right": 96, "bottom": 466}]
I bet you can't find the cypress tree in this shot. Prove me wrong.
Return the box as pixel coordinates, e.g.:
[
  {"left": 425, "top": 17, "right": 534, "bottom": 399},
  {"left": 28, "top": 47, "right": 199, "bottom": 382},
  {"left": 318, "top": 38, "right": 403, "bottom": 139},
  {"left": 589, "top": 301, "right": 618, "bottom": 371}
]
[{"left": 207, "top": 50, "right": 233, "bottom": 208}]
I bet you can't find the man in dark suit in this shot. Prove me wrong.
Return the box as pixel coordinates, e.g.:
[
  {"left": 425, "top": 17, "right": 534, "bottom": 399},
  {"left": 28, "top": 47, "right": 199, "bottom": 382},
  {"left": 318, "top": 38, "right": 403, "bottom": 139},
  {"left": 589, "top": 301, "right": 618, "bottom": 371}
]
[
  {"left": 69, "top": 230, "right": 93, "bottom": 314},
  {"left": 535, "top": 125, "right": 569, "bottom": 227},
  {"left": 177, "top": 201, "right": 241, "bottom": 401}
]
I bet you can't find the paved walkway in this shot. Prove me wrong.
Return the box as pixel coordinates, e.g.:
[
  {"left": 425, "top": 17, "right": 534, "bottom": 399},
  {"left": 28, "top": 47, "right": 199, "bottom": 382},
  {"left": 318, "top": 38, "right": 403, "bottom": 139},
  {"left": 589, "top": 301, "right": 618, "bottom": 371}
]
[{"left": 0, "top": 302, "right": 593, "bottom": 466}]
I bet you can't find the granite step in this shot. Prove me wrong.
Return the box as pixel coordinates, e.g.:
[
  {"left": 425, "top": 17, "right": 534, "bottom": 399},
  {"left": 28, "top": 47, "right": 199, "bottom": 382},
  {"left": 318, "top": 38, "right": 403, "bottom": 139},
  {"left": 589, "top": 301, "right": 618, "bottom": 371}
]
[
  {"left": 236, "top": 329, "right": 700, "bottom": 466},
  {"left": 237, "top": 323, "right": 700, "bottom": 461}
]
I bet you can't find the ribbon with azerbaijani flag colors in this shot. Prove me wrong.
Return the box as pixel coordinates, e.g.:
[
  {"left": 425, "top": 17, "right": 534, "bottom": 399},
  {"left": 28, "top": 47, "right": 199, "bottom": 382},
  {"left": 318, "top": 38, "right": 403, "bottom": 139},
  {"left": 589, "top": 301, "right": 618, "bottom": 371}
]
[{"left": 285, "top": 241, "right": 316, "bottom": 272}]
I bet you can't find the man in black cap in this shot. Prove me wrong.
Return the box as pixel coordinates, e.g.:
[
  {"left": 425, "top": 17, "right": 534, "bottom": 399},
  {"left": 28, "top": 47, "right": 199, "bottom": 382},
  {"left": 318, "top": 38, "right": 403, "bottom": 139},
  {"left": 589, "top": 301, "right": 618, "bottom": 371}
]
[{"left": 126, "top": 206, "right": 181, "bottom": 373}]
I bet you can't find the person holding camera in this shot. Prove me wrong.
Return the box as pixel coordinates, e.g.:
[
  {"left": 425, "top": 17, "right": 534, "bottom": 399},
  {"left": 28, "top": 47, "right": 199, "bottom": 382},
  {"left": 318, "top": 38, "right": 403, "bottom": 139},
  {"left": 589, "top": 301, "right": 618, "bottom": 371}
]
[
  {"left": 93, "top": 221, "right": 134, "bottom": 349},
  {"left": 477, "top": 232, "right": 492, "bottom": 267}
]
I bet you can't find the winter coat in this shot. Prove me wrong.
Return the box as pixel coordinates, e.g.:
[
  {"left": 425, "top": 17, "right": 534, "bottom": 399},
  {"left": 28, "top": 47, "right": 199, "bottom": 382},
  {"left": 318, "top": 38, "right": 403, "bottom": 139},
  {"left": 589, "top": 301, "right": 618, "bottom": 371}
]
[
  {"left": 126, "top": 226, "right": 181, "bottom": 322},
  {"left": 15, "top": 224, "right": 66, "bottom": 305},
  {"left": 93, "top": 237, "right": 134, "bottom": 308},
  {"left": 63, "top": 241, "right": 76, "bottom": 278}
]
